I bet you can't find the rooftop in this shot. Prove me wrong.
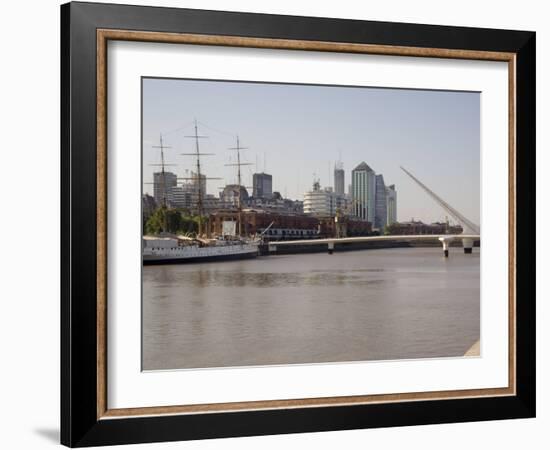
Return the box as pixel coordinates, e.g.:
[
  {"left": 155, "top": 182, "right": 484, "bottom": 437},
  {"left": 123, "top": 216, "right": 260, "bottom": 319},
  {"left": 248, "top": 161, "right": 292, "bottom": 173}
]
[{"left": 353, "top": 161, "right": 374, "bottom": 172}]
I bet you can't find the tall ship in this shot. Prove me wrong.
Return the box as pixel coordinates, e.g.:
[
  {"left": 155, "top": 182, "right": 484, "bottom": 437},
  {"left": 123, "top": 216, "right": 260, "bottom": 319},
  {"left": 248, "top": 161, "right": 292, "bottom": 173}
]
[
  {"left": 143, "top": 235, "right": 259, "bottom": 265},
  {"left": 143, "top": 120, "right": 259, "bottom": 265}
]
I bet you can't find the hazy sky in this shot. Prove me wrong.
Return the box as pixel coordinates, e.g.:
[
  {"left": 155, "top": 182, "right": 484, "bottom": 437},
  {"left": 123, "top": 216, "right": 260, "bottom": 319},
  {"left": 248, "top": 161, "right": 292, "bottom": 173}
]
[{"left": 142, "top": 78, "right": 480, "bottom": 224}]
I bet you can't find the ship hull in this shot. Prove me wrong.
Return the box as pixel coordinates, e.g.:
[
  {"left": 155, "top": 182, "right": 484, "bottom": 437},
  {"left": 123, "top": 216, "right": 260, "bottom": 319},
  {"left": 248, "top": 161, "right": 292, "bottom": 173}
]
[{"left": 143, "top": 249, "right": 258, "bottom": 265}]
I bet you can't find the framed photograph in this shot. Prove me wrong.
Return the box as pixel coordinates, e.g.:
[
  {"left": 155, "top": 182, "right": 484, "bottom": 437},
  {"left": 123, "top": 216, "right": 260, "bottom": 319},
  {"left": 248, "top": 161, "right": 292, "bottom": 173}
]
[{"left": 61, "top": 1, "right": 535, "bottom": 447}]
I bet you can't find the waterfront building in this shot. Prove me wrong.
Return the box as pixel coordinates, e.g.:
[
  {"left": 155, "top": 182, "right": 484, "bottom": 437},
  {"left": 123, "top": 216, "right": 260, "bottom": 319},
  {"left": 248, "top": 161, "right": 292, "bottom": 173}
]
[
  {"left": 153, "top": 171, "right": 177, "bottom": 206},
  {"left": 209, "top": 209, "right": 319, "bottom": 239},
  {"left": 374, "top": 174, "right": 388, "bottom": 230},
  {"left": 303, "top": 180, "right": 338, "bottom": 216},
  {"left": 334, "top": 162, "right": 345, "bottom": 196},
  {"left": 386, "top": 220, "right": 462, "bottom": 235},
  {"left": 386, "top": 184, "right": 397, "bottom": 224},
  {"left": 351, "top": 162, "right": 376, "bottom": 221},
  {"left": 209, "top": 208, "right": 372, "bottom": 240},
  {"left": 319, "top": 216, "right": 372, "bottom": 238},
  {"left": 252, "top": 172, "right": 273, "bottom": 199}
]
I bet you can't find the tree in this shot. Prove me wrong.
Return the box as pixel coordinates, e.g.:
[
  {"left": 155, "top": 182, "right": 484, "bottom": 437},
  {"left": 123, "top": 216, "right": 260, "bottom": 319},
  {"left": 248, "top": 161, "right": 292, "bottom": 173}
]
[{"left": 145, "top": 206, "right": 202, "bottom": 236}]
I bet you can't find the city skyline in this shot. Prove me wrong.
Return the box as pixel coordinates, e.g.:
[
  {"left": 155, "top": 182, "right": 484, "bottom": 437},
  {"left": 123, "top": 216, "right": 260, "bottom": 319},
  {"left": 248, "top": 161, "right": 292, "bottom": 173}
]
[{"left": 143, "top": 78, "right": 480, "bottom": 224}]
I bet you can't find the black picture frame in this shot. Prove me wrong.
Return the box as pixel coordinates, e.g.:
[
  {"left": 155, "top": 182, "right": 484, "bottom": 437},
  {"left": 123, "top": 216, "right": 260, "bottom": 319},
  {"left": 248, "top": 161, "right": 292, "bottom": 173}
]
[{"left": 61, "top": 1, "right": 535, "bottom": 447}]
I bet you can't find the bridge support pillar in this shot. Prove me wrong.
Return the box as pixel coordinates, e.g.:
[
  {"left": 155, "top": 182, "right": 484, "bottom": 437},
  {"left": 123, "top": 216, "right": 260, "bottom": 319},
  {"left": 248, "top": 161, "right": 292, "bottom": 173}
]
[
  {"left": 328, "top": 242, "right": 334, "bottom": 255},
  {"left": 462, "top": 238, "right": 474, "bottom": 254},
  {"left": 438, "top": 236, "right": 455, "bottom": 258}
]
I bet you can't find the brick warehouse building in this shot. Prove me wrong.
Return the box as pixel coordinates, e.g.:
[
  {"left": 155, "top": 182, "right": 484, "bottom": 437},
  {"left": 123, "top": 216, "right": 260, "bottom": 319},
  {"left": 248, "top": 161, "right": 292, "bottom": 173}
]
[
  {"left": 209, "top": 210, "right": 318, "bottom": 239},
  {"left": 209, "top": 209, "right": 372, "bottom": 240}
]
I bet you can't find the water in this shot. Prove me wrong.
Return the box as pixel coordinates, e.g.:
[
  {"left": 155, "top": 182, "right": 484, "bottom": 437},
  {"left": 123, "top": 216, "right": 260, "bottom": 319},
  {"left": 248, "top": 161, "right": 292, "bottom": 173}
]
[{"left": 142, "top": 247, "right": 480, "bottom": 370}]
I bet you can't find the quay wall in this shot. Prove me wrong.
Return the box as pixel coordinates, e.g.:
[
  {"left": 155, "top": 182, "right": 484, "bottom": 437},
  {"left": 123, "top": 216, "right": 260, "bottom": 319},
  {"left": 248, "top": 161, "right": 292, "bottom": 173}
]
[{"left": 260, "top": 239, "right": 480, "bottom": 256}]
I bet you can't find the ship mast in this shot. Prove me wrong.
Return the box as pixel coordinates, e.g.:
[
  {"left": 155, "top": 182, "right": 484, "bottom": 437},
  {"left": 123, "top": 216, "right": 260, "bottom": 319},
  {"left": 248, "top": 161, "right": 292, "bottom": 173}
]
[
  {"left": 226, "top": 135, "right": 252, "bottom": 236},
  {"left": 152, "top": 134, "right": 170, "bottom": 208},
  {"left": 181, "top": 119, "right": 220, "bottom": 237},
  {"left": 145, "top": 134, "right": 176, "bottom": 233}
]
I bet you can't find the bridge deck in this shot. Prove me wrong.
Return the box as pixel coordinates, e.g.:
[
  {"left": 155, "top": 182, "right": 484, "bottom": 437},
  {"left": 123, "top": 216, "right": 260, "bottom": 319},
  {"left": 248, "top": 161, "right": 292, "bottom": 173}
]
[{"left": 268, "top": 234, "right": 480, "bottom": 247}]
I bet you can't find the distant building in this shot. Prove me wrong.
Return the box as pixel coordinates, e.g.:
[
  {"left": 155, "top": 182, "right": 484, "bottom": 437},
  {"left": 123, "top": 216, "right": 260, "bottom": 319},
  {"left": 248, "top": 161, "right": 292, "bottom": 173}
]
[
  {"left": 351, "top": 162, "right": 376, "bottom": 221},
  {"left": 386, "top": 184, "right": 397, "bottom": 225},
  {"left": 142, "top": 193, "right": 157, "bottom": 218},
  {"left": 374, "top": 174, "right": 388, "bottom": 230},
  {"left": 244, "top": 196, "right": 303, "bottom": 214},
  {"left": 171, "top": 186, "right": 193, "bottom": 209},
  {"left": 153, "top": 171, "right": 177, "bottom": 206},
  {"left": 386, "top": 220, "right": 462, "bottom": 235},
  {"left": 334, "top": 162, "right": 345, "bottom": 196},
  {"left": 303, "top": 180, "right": 338, "bottom": 216},
  {"left": 252, "top": 172, "right": 273, "bottom": 199},
  {"left": 220, "top": 184, "right": 249, "bottom": 207},
  {"left": 171, "top": 171, "right": 207, "bottom": 210}
]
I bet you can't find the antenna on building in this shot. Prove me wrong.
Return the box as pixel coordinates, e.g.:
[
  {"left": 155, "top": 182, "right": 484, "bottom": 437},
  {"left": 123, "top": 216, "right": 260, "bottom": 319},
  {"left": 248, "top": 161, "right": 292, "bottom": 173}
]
[{"left": 312, "top": 173, "right": 320, "bottom": 191}]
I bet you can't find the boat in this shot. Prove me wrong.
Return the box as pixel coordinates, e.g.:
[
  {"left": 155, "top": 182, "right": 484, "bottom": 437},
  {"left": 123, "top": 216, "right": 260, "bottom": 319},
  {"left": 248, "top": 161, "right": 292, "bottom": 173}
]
[
  {"left": 143, "top": 120, "right": 259, "bottom": 265},
  {"left": 143, "top": 235, "right": 259, "bottom": 265}
]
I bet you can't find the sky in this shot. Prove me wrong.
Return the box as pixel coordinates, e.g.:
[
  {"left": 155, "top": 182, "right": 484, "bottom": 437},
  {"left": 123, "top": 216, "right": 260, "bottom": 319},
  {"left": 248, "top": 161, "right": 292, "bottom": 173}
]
[{"left": 142, "top": 77, "right": 480, "bottom": 225}]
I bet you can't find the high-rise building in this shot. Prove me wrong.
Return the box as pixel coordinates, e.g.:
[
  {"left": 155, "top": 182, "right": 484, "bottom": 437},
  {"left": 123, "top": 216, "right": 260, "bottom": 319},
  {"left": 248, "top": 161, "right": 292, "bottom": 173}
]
[
  {"left": 153, "top": 171, "right": 177, "bottom": 206},
  {"left": 303, "top": 181, "right": 338, "bottom": 216},
  {"left": 374, "top": 174, "right": 388, "bottom": 230},
  {"left": 351, "top": 162, "right": 376, "bottom": 221},
  {"left": 386, "top": 184, "right": 397, "bottom": 224},
  {"left": 252, "top": 172, "right": 273, "bottom": 199},
  {"left": 171, "top": 171, "right": 206, "bottom": 210},
  {"left": 334, "top": 162, "right": 345, "bottom": 196}
]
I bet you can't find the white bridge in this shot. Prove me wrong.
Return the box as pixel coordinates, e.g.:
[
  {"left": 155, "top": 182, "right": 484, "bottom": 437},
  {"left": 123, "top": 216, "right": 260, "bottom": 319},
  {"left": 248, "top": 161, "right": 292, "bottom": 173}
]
[{"left": 269, "top": 167, "right": 480, "bottom": 257}]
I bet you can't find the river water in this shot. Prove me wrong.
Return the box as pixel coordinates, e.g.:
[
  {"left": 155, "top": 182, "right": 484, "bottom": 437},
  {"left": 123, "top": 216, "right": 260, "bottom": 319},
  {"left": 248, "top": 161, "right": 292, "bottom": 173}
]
[{"left": 142, "top": 247, "right": 480, "bottom": 370}]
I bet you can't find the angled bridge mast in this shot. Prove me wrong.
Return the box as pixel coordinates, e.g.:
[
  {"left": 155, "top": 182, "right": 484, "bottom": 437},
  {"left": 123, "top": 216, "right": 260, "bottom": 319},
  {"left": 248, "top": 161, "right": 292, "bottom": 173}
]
[{"left": 400, "top": 166, "right": 480, "bottom": 235}]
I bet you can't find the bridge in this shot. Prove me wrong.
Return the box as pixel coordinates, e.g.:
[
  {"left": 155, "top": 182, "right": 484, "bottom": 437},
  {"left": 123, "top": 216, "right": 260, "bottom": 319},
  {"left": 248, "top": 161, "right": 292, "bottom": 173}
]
[{"left": 268, "top": 167, "right": 480, "bottom": 257}]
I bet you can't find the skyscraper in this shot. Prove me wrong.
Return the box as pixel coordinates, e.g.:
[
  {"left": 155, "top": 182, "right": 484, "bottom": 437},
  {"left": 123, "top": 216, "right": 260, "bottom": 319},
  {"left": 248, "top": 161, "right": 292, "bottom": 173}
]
[
  {"left": 334, "top": 162, "right": 345, "bottom": 196},
  {"left": 153, "top": 171, "right": 177, "bottom": 206},
  {"left": 374, "top": 174, "right": 388, "bottom": 230},
  {"left": 386, "top": 184, "right": 397, "bottom": 224},
  {"left": 351, "top": 162, "right": 376, "bottom": 222},
  {"left": 252, "top": 172, "right": 273, "bottom": 199}
]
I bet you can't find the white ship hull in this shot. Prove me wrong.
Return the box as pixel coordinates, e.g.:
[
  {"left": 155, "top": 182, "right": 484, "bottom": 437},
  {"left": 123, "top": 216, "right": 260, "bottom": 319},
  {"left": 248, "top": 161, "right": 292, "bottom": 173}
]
[{"left": 143, "top": 242, "right": 259, "bottom": 265}]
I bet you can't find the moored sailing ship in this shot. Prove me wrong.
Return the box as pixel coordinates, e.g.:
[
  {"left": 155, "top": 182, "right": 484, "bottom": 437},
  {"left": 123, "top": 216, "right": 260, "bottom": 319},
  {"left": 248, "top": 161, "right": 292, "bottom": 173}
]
[
  {"left": 143, "top": 120, "right": 259, "bottom": 264},
  {"left": 143, "top": 235, "right": 259, "bottom": 265}
]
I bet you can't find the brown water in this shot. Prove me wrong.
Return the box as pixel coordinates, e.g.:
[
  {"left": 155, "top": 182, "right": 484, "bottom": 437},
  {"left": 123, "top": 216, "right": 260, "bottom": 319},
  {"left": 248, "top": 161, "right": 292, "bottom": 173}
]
[{"left": 142, "top": 247, "right": 480, "bottom": 370}]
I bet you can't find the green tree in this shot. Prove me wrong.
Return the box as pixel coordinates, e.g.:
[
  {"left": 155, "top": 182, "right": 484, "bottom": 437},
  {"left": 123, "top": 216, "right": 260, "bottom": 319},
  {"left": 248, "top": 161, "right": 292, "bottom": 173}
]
[{"left": 145, "top": 206, "right": 203, "bottom": 236}]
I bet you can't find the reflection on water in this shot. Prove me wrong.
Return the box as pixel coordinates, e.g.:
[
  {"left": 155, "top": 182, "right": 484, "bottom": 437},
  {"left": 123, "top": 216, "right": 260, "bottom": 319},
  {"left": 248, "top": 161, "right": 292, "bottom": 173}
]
[{"left": 143, "top": 248, "right": 480, "bottom": 370}]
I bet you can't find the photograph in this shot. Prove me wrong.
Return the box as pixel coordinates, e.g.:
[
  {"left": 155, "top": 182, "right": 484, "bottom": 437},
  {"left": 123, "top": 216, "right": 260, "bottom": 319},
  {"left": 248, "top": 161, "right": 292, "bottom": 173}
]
[{"left": 141, "top": 77, "right": 481, "bottom": 371}]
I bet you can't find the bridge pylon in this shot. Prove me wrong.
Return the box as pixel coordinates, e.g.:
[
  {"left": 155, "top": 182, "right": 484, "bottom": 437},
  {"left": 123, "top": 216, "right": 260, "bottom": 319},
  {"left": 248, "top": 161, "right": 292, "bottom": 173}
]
[{"left": 401, "top": 166, "right": 480, "bottom": 256}]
